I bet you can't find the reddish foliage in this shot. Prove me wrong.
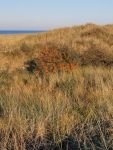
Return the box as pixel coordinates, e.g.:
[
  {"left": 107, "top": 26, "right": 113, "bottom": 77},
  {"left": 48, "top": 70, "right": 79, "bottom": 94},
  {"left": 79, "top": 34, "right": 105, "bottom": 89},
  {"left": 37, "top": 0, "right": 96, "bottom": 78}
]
[{"left": 26, "top": 46, "right": 77, "bottom": 75}]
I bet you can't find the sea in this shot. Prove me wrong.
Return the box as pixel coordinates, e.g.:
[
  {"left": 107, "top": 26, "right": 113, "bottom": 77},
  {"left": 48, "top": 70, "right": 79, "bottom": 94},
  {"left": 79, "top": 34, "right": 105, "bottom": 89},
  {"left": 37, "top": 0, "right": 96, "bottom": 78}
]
[{"left": 0, "top": 30, "right": 44, "bottom": 34}]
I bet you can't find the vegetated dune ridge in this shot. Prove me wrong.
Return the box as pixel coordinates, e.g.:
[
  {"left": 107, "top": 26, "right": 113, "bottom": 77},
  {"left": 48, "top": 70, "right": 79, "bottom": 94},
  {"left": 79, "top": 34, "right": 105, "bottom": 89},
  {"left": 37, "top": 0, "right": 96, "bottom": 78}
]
[{"left": 0, "top": 24, "right": 113, "bottom": 149}]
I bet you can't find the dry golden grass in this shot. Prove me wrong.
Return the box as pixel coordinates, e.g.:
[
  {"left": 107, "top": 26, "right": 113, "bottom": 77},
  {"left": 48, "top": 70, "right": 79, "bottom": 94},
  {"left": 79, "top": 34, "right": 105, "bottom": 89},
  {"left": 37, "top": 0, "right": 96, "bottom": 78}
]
[{"left": 0, "top": 24, "right": 113, "bottom": 149}]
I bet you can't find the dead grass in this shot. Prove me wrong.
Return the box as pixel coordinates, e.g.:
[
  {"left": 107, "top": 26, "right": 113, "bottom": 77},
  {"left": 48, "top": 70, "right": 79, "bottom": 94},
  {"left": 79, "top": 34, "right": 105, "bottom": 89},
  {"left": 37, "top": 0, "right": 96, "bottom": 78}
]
[{"left": 0, "top": 24, "right": 113, "bottom": 149}]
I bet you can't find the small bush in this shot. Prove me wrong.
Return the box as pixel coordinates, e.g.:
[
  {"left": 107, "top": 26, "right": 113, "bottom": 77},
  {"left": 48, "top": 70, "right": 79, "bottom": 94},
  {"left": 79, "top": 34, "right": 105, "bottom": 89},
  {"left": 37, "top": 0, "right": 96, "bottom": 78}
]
[{"left": 80, "top": 48, "right": 113, "bottom": 66}]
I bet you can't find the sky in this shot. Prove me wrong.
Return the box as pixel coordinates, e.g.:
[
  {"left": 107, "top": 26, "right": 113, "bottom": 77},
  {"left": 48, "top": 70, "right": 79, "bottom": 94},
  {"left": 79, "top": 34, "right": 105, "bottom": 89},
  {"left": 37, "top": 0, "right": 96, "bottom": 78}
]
[{"left": 0, "top": 0, "right": 113, "bottom": 30}]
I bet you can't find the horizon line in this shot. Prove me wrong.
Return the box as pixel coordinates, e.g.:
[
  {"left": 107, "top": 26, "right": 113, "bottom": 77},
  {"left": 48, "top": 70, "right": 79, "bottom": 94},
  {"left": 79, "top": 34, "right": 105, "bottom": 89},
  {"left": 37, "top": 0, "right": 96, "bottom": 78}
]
[{"left": 0, "top": 22, "right": 113, "bottom": 31}]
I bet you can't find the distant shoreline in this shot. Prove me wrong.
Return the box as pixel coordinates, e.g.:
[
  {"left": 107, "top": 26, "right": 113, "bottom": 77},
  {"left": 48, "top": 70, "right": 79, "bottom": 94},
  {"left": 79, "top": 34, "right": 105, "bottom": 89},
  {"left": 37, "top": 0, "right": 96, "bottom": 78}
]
[{"left": 0, "top": 30, "right": 45, "bottom": 35}]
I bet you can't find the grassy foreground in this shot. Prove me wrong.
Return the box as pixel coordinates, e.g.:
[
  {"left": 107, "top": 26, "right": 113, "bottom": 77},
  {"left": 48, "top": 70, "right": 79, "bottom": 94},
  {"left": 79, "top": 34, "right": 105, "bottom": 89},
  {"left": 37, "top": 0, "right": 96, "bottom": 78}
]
[{"left": 0, "top": 24, "right": 113, "bottom": 149}]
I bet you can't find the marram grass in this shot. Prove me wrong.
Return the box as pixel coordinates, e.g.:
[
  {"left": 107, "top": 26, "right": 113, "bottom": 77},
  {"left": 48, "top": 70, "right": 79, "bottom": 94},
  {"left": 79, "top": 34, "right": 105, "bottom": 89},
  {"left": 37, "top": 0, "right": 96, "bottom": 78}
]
[{"left": 0, "top": 24, "right": 113, "bottom": 149}]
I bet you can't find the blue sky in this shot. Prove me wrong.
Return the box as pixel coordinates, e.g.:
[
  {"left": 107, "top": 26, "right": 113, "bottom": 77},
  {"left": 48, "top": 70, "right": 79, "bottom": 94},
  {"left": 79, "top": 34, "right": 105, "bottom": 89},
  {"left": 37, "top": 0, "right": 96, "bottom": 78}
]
[{"left": 0, "top": 0, "right": 113, "bottom": 30}]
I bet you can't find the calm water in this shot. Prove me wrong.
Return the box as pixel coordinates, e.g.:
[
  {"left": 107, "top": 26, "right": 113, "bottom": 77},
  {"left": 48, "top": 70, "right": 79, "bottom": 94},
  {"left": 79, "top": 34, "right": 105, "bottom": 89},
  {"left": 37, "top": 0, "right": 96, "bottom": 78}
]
[{"left": 0, "top": 30, "right": 44, "bottom": 34}]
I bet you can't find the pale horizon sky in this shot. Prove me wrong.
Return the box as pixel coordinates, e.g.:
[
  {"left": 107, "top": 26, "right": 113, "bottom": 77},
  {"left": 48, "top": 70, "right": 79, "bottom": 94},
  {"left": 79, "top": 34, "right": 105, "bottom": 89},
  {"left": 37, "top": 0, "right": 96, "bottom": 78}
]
[{"left": 0, "top": 0, "right": 113, "bottom": 30}]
